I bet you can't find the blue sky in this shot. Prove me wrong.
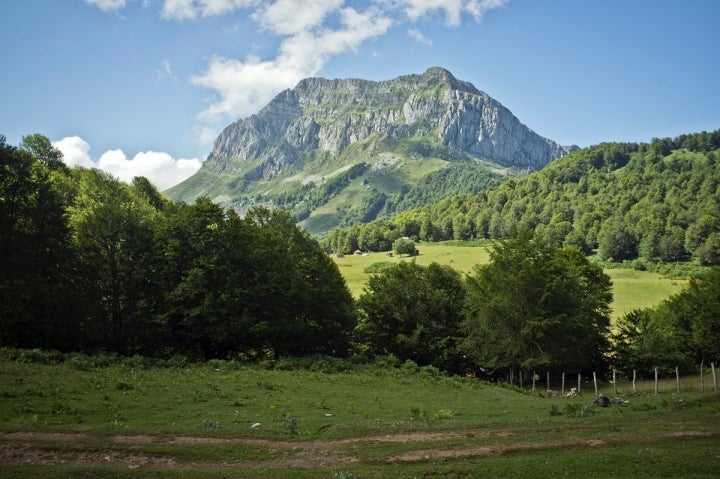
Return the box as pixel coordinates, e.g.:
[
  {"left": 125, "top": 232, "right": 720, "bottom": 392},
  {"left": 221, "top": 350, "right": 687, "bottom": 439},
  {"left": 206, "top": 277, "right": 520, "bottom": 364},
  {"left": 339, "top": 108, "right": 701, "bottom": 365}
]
[{"left": 2, "top": 0, "right": 719, "bottom": 190}]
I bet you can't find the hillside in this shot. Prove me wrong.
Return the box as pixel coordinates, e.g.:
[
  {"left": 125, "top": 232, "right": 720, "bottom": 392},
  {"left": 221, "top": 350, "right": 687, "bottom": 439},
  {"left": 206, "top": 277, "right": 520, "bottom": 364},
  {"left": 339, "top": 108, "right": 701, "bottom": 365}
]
[
  {"left": 166, "top": 67, "right": 576, "bottom": 234},
  {"left": 322, "top": 130, "right": 720, "bottom": 266}
]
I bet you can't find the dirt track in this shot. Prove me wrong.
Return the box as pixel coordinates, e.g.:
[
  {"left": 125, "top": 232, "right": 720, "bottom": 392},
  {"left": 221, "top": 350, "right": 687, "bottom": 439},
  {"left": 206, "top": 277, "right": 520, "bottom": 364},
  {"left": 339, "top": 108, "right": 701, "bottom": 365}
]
[{"left": 0, "top": 429, "right": 713, "bottom": 470}]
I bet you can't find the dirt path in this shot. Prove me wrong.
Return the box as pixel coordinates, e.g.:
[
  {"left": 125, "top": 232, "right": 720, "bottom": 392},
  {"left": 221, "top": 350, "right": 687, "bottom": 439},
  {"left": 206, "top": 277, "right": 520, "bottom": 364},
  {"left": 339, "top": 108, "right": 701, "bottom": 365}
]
[{"left": 0, "top": 429, "right": 713, "bottom": 470}]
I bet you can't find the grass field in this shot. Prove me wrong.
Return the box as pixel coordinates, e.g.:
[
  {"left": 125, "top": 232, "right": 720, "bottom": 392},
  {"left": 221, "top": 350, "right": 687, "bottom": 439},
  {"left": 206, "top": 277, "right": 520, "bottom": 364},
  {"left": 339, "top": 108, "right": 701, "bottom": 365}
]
[
  {"left": 333, "top": 242, "right": 686, "bottom": 318},
  {"left": 1, "top": 356, "right": 719, "bottom": 477},
  {"left": 0, "top": 243, "right": 707, "bottom": 477}
]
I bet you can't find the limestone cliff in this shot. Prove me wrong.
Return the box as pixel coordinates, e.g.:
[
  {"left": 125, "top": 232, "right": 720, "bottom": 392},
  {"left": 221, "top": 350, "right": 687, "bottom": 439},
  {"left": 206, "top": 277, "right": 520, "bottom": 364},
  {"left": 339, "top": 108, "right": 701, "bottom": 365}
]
[{"left": 166, "top": 67, "right": 576, "bottom": 233}]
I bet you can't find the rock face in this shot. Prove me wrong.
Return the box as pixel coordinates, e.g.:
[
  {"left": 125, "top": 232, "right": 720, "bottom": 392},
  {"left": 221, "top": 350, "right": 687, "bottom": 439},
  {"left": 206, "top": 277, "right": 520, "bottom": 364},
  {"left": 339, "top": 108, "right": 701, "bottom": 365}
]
[
  {"left": 166, "top": 67, "right": 577, "bottom": 235},
  {"left": 200, "top": 67, "right": 575, "bottom": 181}
]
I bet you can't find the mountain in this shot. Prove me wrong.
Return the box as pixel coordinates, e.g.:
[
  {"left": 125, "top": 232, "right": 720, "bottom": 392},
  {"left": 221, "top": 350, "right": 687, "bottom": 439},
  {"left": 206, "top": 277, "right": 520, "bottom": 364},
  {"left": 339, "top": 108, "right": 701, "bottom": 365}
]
[{"left": 166, "top": 67, "right": 577, "bottom": 234}]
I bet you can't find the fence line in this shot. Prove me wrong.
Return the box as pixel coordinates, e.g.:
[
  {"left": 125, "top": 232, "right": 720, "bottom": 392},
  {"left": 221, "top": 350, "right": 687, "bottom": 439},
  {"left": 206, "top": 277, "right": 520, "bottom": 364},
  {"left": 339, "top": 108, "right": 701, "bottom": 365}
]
[{"left": 528, "top": 362, "right": 718, "bottom": 396}]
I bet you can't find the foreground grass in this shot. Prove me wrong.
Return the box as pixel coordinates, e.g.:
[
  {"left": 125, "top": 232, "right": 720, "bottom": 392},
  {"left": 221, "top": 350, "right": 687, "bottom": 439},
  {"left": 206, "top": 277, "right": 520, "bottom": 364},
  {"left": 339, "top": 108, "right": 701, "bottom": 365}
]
[
  {"left": 1, "top": 356, "right": 719, "bottom": 478},
  {"left": 0, "top": 358, "right": 544, "bottom": 438},
  {"left": 333, "top": 241, "right": 686, "bottom": 317}
]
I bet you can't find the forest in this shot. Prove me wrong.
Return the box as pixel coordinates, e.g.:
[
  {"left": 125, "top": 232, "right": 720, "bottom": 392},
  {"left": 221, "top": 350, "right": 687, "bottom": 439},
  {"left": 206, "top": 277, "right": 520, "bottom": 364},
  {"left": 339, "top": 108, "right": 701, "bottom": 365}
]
[
  {"left": 1, "top": 132, "right": 719, "bottom": 380},
  {"left": 321, "top": 130, "right": 720, "bottom": 267}
]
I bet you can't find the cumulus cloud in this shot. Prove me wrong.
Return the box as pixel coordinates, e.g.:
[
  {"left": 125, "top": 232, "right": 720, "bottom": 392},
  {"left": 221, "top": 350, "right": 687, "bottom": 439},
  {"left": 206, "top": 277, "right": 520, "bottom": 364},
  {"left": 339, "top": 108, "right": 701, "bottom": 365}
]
[
  {"left": 252, "top": 0, "right": 343, "bottom": 35},
  {"left": 192, "top": 5, "right": 392, "bottom": 122},
  {"left": 161, "top": 0, "right": 256, "bottom": 20},
  {"left": 397, "top": 0, "right": 508, "bottom": 26},
  {"left": 97, "top": 149, "right": 202, "bottom": 190},
  {"left": 53, "top": 136, "right": 202, "bottom": 191},
  {"left": 53, "top": 136, "right": 95, "bottom": 168},
  {"left": 84, "top": 0, "right": 127, "bottom": 12}
]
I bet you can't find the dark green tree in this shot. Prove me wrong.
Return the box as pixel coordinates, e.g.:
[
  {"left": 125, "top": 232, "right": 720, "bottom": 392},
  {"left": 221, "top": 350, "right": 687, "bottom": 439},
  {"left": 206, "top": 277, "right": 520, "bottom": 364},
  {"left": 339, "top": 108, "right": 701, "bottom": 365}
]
[
  {"left": 244, "top": 207, "right": 356, "bottom": 358},
  {"left": 68, "top": 168, "right": 160, "bottom": 353},
  {"left": 462, "top": 230, "right": 612, "bottom": 377},
  {"left": 19, "top": 133, "right": 68, "bottom": 172},
  {"left": 160, "top": 203, "right": 356, "bottom": 359},
  {"left": 157, "top": 197, "right": 238, "bottom": 358},
  {"left": 610, "top": 309, "right": 686, "bottom": 375},
  {"left": 393, "top": 237, "right": 416, "bottom": 257},
  {"left": 598, "top": 215, "right": 638, "bottom": 261},
  {"left": 357, "top": 261, "right": 466, "bottom": 372},
  {"left": 662, "top": 268, "right": 720, "bottom": 367},
  {"left": 0, "top": 136, "right": 77, "bottom": 349}
]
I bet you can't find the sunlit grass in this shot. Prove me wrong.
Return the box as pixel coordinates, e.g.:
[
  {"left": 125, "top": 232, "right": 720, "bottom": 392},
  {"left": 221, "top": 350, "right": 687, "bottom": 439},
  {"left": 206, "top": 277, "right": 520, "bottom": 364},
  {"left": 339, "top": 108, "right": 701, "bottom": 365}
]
[
  {"left": 605, "top": 268, "right": 686, "bottom": 318},
  {"left": 1, "top": 357, "right": 719, "bottom": 478},
  {"left": 334, "top": 241, "right": 686, "bottom": 317}
]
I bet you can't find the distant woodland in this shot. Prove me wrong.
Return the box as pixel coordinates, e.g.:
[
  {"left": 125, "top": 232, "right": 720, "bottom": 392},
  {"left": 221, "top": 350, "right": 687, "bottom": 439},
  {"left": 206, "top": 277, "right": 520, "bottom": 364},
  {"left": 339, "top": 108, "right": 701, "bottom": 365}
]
[
  {"left": 1, "top": 132, "right": 719, "bottom": 378},
  {"left": 322, "top": 130, "right": 720, "bottom": 268}
]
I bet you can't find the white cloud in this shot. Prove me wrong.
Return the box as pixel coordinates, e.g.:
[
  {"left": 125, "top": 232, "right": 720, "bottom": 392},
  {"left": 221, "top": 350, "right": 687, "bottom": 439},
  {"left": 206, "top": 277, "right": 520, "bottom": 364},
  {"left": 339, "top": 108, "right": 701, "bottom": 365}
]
[
  {"left": 192, "top": 5, "right": 393, "bottom": 122},
  {"left": 161, "top": 0, "right": 257, "bottom": 20},
  {"left": 98, "top": 150, "right": 202, "bottom": 190},
  {"left": 191, "top": 54, "right": 304, "bottom": 122},
  {"left": 53, "top": 136, "right": 202, "bottom": 191},
  {"left": 407, "top": 28, "right": 432, "bottom": 45},
  {"left": 397, "top": 0, "right": 507, "bottom": 26},
  {"left": 53, "top": 136, "right": 95, "bottom": 168},
  {"left": 252, "top": 0, "right": 343, "bottom": 35},
  {"left": 84, "top": 0, "right": 127, "bottom": 12}
]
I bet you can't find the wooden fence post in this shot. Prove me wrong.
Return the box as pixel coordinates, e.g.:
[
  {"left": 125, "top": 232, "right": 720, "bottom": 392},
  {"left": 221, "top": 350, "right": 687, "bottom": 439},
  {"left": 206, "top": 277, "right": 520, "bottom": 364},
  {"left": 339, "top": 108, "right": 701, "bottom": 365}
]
[
  {"left": 593, "top": 372, "right": 598, "bottom": 396},
  {"left": 654, "top": 367, "right": 659, "bottom": 395},
  {"left": 613, "top": 369, "right": 617, "bottom": 395},
  {"left": 578, "top": 373, "right": 581, "bottom": 394},
  {"left": 700, "top": 360, "right": 704, "bottom": 393},
  {"left": 675, "top": 366, "right": 680, "bottom": 393},
  {"left": 561, "top": 372, "right": 565, "bottom": 395},
  {"left": 532, "top": 371, "right": 536, "bottom": 391}
]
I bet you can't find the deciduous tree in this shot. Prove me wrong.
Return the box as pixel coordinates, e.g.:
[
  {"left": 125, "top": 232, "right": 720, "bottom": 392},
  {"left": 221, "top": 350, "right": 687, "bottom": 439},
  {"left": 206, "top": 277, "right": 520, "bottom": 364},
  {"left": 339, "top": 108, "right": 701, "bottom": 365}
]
[
  {"left": 462, "top": 229, "right": 612, "bottom": 376},
  {"left": 357, "top": 261, "right": 466, "bottom": 372}
]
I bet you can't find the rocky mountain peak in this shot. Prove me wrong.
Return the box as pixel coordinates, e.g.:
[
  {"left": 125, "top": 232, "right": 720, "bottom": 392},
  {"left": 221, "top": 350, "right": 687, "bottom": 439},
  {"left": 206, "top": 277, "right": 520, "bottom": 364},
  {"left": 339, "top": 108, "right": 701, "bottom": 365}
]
[
  {"left": 199, "top": 67, "right": 574, "bottom": 178},
  {"left": 167, "top": 68, "right": 577, "bottom": 231}
]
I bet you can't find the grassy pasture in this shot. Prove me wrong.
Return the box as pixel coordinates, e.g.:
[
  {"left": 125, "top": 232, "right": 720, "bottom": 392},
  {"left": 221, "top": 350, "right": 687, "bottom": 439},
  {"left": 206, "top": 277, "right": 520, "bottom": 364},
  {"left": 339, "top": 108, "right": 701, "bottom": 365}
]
[
  {"left": 333, "top": 241, "right": 686, "bottom": 318},
  {"left": 1, "top": 357, "right": 719, "bottom": 477}
]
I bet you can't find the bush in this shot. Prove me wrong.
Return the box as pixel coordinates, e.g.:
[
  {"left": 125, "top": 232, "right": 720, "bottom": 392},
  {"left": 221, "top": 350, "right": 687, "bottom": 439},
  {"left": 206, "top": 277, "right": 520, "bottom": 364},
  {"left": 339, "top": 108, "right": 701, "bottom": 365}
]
[
  {"left": 11, "top": 348, "right": 65, "bottom": 364},
  {"left": 401, "top": 359, "right": 419, "bottom": 374},
  {"left": 373, "top": 354, "right": 401, "bottom": 369},
  {"left": 364, "top": 261, "right": 395, "bottom": 274}
]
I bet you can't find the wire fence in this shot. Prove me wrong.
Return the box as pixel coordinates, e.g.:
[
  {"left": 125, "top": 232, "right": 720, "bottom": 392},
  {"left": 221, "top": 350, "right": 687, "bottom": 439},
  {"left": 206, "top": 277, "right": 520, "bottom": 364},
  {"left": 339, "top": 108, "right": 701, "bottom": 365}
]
[{"left": 524, "top": 362, "right": 719, "bottom": 397}]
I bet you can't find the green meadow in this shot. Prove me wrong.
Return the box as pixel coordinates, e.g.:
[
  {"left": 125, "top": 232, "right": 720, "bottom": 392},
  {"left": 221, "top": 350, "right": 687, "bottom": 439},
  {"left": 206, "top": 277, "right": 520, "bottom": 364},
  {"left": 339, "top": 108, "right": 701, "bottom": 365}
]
[
  {"left": 1, "top": 354, "right": 719, "bottom": 477},
  {"left": 333, "top": 241, "right": 685, "bottom": 318},
  {"left": 0, "top": 242, "right": 711, "bottom": 477}
]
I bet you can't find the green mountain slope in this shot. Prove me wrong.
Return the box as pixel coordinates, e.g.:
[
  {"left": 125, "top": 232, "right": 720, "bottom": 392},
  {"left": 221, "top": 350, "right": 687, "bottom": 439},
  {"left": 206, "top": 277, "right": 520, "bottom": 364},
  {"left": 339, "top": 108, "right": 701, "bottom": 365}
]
[{"left": 322, "top": 130, "right": 720, "bottom": 266}]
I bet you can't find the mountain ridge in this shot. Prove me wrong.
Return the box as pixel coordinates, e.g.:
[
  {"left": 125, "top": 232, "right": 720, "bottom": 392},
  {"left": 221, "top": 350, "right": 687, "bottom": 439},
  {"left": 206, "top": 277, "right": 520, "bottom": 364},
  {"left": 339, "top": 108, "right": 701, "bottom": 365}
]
[{"left": 166, "top": 67, "right": 577, "bottom": 234}]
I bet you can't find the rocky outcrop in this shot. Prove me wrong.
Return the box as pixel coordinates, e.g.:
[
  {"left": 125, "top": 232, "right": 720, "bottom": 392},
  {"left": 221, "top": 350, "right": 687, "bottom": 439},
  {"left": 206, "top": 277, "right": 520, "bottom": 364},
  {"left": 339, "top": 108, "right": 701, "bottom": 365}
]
[{"left": 201, "top": 67, "right": 576, "bottom": 181}]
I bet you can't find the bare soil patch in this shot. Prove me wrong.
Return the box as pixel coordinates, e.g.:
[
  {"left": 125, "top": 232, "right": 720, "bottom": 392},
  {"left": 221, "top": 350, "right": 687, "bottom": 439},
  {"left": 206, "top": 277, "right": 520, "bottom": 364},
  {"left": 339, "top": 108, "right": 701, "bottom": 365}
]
[{"left": 0, "top": 429, "right": 713, "bottom": 470}]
